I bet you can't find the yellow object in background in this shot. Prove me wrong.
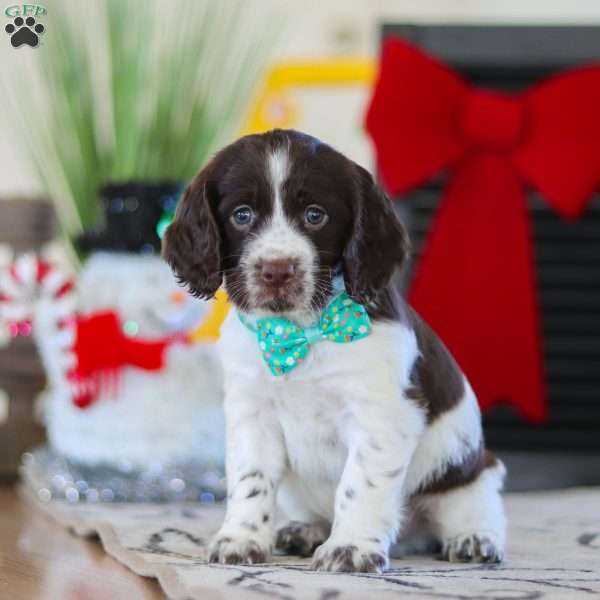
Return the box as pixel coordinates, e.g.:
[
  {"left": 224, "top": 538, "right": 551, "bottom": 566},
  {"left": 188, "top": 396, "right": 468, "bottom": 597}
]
[
  {"left": 188, "top": 289, "right": 230, "bottom": 343},
  {"left": 188, "top": 58, "right": 374, "bottom": 343},
  {"left": 241, "top": 59, "right": 375, "bottom": 135}
]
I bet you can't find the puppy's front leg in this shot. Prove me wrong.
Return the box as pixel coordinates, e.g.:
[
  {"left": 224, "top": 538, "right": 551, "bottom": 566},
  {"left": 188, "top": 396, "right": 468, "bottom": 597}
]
[
  {"left": 209, "top": 384, "right": 285, "bottom": 564},
  {"left": 313, "top": 394, "right": 425, "bottom": 573}
]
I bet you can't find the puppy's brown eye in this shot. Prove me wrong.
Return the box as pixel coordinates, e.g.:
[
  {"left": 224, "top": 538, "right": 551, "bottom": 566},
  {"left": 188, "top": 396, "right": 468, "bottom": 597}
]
[
  {"left": 231, "top": 205, "right": 254, "bottom": 229},
  {"left": 304, "top": 204, "right": 328, "bottom": 229}
]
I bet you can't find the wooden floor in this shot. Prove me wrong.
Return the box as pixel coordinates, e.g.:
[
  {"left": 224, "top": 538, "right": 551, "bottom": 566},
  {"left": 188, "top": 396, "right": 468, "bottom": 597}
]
[{"left": 0, "top": 485, "right": 165, "bottom": 599}]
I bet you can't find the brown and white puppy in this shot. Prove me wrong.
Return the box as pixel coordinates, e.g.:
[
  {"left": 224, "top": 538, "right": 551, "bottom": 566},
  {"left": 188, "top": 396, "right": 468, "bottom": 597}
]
[{"left": 163, "top": 129, "right": 506, "bottom": 573}]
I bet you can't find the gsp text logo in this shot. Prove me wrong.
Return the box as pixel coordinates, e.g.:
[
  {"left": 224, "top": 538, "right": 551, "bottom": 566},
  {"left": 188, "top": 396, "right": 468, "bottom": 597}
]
[{"left": 5, "top": 4, "right": 46, "bottom": 47}]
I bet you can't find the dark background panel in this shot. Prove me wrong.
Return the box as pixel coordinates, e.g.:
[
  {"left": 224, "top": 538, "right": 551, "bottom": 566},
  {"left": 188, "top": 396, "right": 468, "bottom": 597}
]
[{"left": 380, "top": 25, "right": 600, "bottom": 482}]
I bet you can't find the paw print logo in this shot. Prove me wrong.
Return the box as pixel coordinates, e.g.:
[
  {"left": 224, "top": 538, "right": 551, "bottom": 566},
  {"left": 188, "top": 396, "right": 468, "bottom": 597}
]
[{"left": 5, "top": 16, "right": 45, "bottom": 48}]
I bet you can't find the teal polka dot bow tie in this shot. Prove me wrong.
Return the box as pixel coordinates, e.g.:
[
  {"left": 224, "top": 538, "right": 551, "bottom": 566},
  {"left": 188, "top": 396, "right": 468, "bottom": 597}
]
[{"left": 237, "top": 292, "right": 371, "bottom": 376}]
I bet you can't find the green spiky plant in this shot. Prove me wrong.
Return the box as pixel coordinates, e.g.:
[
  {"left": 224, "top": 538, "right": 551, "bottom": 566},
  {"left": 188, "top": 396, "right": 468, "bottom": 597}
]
[{"left": 2, "top": 0, "right": 276, "bottom": 243}]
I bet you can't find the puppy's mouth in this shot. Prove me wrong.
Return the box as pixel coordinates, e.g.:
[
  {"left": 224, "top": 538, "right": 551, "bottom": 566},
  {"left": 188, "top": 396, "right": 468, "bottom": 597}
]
[
  {"left": 253, "top": 281, "right": 305, "bottom": 313},
  {"left": 263, "top": 297, "right": 296, "bottom": 312}
]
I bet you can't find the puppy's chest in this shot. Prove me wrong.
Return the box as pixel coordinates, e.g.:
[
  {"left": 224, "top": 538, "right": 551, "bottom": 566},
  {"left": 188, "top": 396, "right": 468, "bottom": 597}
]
[
  {"left": 220, "top": 313, "right": 396, "bottom": 478},
  {"left": 273, "top": 380, "right": 349, "bottom": 480}
]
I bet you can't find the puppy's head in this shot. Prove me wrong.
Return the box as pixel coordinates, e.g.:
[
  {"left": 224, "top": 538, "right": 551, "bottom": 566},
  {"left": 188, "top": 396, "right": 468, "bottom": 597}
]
[{"left": 163, "top": 129, "right": 409, "bottom": 317}]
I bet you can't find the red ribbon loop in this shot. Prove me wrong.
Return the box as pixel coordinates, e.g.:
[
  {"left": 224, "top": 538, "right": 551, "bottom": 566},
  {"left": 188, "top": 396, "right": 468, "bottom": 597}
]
[{"left": 366, "top": 38, "right": 600, "bottom": 422}]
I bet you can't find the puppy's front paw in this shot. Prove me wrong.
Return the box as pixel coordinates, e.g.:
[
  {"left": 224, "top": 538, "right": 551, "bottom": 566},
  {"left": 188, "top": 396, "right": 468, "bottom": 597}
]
[
  {"left": 208, "top": 532, "right": 270, "bottom": 565},
  {"left": 442, "top": 534, "right": 503, "bottom": 564},
  {"left": 312, "top": 539, "right": 387, "bottom": 573}
]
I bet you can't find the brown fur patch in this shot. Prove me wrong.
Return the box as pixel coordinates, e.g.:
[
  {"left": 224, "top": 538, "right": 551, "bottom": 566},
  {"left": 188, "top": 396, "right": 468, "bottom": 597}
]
[
  {"left": 416, "top": 446, "right": 499, "bottom": 495},
  {"left": 364, "top": 284, "right": 409, "bottom": 323},
  {"left": 406, "top": 307, "right": 466, "bottom": 423}
]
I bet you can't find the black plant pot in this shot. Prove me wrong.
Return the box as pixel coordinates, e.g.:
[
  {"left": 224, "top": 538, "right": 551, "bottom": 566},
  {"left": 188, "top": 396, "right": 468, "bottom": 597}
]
[{"left": 76, "top": 181, "right": 183, "bottom": 256}]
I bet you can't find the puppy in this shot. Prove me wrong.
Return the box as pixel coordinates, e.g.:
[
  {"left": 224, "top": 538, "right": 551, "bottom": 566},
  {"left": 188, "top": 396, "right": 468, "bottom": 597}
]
[{"left": 163, "top": 129, "right": 506, "bottom": 572}]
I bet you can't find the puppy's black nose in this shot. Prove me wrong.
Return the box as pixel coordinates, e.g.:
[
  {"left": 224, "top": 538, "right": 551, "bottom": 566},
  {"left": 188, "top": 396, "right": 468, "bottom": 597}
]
[{"left": 260, "top": 259, "right": 296, "bottom": 286}]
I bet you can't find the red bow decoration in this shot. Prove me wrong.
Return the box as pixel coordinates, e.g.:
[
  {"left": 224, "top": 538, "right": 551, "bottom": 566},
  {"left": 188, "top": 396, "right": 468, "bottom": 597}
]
[
  {"left": 69, "top": 311, "right": 183, "bottom": 409},
  {"left": 366, "top": 38, "right": 600, "bottom": 422}
]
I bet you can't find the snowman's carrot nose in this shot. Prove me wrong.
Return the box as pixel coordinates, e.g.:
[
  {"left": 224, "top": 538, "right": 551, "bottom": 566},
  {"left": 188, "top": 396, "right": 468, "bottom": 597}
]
[{"left": 169, "top": 290, "right": 187, "bottom": 305}]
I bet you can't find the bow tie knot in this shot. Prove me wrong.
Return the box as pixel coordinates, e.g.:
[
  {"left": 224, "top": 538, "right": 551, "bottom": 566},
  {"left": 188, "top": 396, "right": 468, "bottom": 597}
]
[
  {"left": 240, "top": 292, "right": 371, "bottom": 376},
  {"left": 303, "top": 325, "right": 324, "bottom": 344},
  {"left": 462, "top": 90, "right": 526, "bottom": 149}
]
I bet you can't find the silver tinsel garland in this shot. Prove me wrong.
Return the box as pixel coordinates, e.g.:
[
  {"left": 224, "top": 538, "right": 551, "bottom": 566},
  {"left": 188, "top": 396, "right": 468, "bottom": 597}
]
[{"left": 21, "top": 445, "right": 226, "bottom": 504}]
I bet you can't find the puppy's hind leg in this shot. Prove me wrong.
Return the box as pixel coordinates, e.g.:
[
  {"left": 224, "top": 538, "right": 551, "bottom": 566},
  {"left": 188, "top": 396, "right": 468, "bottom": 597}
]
[
  {"left": 276, "top": 521, "right": 331, "bottom": 558},
  {"left": 275, "top": 472, "right": 331, "bottom": 558},
  {"left": 418, "top": 454, "right": 507, "bottom": 563}
]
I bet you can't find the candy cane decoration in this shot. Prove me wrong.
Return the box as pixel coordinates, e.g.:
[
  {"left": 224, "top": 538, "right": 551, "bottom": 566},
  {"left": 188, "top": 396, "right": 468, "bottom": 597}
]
[
  {"left": 0, "top": 253, "right": 77, "bottom": 388},
  {"left": 0, "top": 253, "right": 76, "bottom": 331}
]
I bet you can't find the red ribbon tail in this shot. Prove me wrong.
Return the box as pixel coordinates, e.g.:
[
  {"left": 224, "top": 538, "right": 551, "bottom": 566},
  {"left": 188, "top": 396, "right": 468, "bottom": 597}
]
[{"left": 408, "top": 154, "right": 547, "bottom": 423}]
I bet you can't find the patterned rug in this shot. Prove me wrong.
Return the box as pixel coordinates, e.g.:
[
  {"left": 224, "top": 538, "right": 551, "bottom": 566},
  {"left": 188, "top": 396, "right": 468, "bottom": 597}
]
[{"left": 26, "top": 487, "right": 600, "bottom": 600}]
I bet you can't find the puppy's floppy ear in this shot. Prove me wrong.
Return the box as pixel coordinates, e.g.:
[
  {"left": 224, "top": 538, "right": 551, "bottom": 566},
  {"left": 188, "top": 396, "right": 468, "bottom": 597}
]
[
  {"left": 343, "top": 163, "right": 410, "bottom": 303},
  {"left": 162, "top": 168, "right": 222, "bottom": 299}
]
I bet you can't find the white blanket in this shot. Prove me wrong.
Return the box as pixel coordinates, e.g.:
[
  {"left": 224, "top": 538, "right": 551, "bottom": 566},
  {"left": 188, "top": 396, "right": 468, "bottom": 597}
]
[{"left": 28, "top": 487, "right": 600, "bottom": 600}]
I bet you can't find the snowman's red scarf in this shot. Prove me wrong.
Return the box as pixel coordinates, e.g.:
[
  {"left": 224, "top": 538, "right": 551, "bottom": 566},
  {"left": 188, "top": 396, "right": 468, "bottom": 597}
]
[{"left": 68, "top": 310, "right": 186, "bottom": 409}]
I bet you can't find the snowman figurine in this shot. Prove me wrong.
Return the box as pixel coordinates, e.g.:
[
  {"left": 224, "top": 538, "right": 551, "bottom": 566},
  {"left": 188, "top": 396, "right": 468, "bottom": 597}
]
[{"left": 1, "top": 184, "right": 226, "bottom": 502}]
